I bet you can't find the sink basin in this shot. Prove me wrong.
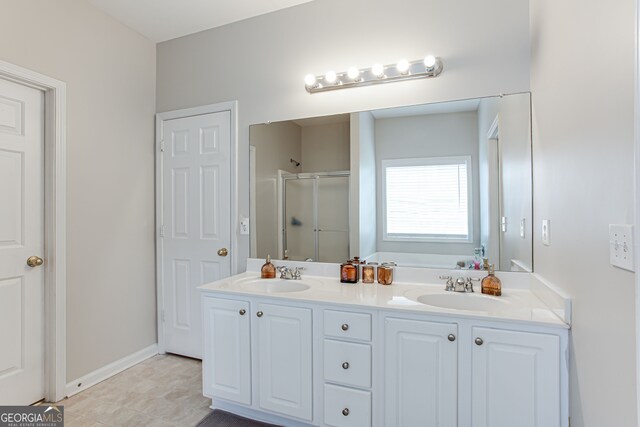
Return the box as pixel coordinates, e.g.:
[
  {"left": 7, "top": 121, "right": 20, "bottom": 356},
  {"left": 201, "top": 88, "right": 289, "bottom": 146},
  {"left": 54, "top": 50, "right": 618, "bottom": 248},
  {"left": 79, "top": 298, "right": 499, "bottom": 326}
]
[
  {"left": 238, "top": 277, "right": 314, "bottom": 293},
  {"left": 414, "top": 292, "right": 512, "bottom": 312}
]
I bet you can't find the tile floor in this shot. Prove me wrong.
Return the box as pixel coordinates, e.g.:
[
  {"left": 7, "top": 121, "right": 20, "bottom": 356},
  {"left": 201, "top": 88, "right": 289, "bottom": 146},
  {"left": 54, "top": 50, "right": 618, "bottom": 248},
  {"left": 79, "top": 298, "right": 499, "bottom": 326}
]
[{"left": 56, "top": 354, "right": 211, "bottom": 427}]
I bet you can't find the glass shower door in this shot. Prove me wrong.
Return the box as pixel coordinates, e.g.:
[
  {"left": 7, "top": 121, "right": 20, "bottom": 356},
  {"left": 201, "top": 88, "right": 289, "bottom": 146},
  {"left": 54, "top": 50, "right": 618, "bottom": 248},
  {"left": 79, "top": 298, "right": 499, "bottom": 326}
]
[
  {"left": 317, "top": 176, "right": 350, "bottom": 263},
  {"left": 284, "top": 178, "right": 315, "bottom": 261}
]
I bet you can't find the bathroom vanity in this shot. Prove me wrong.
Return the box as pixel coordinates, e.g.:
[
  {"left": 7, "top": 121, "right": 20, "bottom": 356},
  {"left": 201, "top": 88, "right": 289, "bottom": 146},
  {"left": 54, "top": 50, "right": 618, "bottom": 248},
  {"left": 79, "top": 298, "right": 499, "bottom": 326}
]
[{"left": 199, "top": 260, "right": 570, "bottom": 427}]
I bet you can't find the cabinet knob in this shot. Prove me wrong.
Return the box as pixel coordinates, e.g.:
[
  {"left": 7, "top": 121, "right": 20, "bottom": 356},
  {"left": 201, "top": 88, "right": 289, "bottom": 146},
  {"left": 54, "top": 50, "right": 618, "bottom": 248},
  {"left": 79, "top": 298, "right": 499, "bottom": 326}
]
[
  {"left": 342, "top": 362, "right": 349, "bottom": 370},
  {"left": 257, "top": 311, "right": 263, "bottom": 318},
  {"left": 475, "top": 337, "right": 483, "bottom": 346},
  {"left": 341, "top": 324, "right": 349, "bottom": 331},
  {"left": 448, "top": 334, "right": 456, "bottom": 342},
  {"left": 342, "top": 408, "right": 349, "bottom": 416},
  {"left": 239, "top": 309, "right": 246, "bottom": 316}
]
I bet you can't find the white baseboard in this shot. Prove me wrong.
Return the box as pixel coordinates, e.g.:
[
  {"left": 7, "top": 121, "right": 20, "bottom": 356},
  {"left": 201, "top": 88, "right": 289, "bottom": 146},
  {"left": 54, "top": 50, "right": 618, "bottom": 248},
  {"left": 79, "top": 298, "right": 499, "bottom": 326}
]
[{"left": 64, "top": 343, "right": 158, "bottom": 398}]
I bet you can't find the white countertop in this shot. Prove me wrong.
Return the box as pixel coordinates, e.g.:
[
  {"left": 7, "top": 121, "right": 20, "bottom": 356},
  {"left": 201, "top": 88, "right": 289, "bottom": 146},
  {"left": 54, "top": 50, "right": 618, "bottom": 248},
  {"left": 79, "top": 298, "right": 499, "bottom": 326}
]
[{"left": 199, "top": 265, "right": 570, "bottom": 329}]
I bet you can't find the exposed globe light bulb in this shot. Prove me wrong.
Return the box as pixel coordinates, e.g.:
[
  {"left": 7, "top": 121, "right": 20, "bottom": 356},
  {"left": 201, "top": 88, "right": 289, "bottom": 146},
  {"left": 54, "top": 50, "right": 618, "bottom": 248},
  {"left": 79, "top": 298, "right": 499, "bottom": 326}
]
[
  {"left": 371, "top": 63, "right": 385, "bottom": 78},
  {"left": 325, "top": 70, "right": 337, "bottom": 84},
  {"left": 304, "top": 74, "right": 316, "bottom": 87},
  {"left": 347, "top": 67, "right": 360, "bottom": 80},
  {"left": 397, "top": 59, "right": 410, "bottom": 74},
  {"left": 424, "top": 55, "right": 437, "bottom": 69}
]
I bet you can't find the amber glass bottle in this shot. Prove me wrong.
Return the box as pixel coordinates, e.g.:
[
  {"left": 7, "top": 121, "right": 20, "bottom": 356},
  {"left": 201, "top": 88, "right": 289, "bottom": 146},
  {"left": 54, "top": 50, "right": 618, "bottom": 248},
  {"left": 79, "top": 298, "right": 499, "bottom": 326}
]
[
  {"left": 481, "top": 264, "right": 502, "bottom": 296},
  {"left": 261, "top": 255, "right": 276, "bottom": 279},
  {"left": 340, "top": 260, "right": 358, "bottom": 283}
]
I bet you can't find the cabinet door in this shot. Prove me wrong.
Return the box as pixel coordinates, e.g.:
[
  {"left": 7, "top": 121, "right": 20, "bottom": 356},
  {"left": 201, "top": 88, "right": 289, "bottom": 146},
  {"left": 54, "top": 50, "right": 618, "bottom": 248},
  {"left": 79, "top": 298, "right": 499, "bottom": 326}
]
[
  {"left": 384, "top": 317, "right": 458, "bottom": 427},
  {"left": 471, "top": 327, "right": 560, "bottom": 427},
  {"left": 202, "top": 297, "right": 251, "bottom": 405},
  {"left": 256, "top": 303, "right": 313, "bottom": 421}
]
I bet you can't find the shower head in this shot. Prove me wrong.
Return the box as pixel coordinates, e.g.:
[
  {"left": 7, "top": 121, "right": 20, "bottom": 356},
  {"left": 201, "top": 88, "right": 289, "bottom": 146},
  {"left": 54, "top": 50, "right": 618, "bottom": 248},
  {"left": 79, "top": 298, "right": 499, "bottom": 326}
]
[{"left": 290, "top": 158, "right": 301, "bottom": 167}]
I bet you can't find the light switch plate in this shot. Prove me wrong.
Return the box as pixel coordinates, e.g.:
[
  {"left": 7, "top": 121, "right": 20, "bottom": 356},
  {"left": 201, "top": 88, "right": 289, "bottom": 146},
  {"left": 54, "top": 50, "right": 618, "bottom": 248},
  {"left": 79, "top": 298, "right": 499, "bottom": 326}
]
[
  {"left": 609, "top": 224, "right": 634, "bottom": 271},
  {"left": 542, "top": 220, "right": 550, "bottom": 246},
  {"left": 240, "top": 217, "right": 250, "bottom": 235}
]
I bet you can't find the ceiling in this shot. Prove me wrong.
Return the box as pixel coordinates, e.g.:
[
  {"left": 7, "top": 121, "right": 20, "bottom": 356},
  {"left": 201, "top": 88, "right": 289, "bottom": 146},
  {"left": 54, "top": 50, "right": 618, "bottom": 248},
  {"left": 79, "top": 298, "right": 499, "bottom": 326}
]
[{"left": 88, "top": 0, "right": 315, "bottom": 43}]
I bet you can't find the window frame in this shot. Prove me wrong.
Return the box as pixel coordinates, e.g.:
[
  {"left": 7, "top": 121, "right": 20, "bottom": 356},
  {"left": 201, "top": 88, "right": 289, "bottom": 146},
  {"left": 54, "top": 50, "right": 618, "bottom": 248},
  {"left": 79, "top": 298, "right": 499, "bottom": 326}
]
[{"left": 381, "top": 155, "right": 473, "bottom": 243}]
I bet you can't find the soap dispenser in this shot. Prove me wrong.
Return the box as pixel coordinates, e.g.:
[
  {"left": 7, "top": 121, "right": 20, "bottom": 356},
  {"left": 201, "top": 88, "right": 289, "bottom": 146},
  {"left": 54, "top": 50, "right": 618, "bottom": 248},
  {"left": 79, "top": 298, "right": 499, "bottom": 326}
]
[
  {"left": 481, "top": 264, "right": 502, "bottom": 296},
  {"left": 261, "top": 255, "right": 276, "bottom": 279}
]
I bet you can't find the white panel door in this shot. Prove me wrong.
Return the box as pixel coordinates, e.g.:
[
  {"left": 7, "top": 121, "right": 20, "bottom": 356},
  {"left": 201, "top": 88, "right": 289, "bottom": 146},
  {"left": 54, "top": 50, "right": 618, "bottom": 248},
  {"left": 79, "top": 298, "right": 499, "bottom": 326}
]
[
  {"left": 161, "top": 111, "right": 231, "bottom": 359},
  {"left": 256, "top": 303, "right": 312, "bottom": 421},
  {"left": 202, "top": 297, "right": 251, "bottom": 405},
  {"left": 384, "top": 317, "right": 458, "bottom": 427},
  {"left": 0, "top": 78, "right": 44, "bottom": 404},
  {"left": 471, "top": 327, "right": 561, "bottom": 427}
]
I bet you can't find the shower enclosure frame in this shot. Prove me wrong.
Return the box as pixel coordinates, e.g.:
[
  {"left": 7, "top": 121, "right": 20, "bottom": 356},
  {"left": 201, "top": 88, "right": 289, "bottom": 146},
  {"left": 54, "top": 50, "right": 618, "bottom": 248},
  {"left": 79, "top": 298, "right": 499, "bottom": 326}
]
[{"left": 280, "top": 171, "right": 350, "bottom": 262}]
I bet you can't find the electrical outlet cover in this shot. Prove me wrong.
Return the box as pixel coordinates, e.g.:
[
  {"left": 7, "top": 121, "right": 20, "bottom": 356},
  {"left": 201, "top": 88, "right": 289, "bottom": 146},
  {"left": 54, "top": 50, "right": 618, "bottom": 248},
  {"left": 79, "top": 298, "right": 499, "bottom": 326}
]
[
  {"left": 609, "top": 224, "right": 634, "bottom": 271},
  {"left": 542, "top": 220, "right": 550, "bottom": 246}
]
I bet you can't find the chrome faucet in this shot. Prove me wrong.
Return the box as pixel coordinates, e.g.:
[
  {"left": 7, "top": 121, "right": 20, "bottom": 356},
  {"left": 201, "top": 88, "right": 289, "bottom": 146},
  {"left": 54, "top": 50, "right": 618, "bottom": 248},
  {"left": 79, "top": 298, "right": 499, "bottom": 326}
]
[
  {"left": 277, "top": 266, "right": 305, "bottom": 280},
  {"left": 439, "top": 275, "right": 480, "bottom": 293}
]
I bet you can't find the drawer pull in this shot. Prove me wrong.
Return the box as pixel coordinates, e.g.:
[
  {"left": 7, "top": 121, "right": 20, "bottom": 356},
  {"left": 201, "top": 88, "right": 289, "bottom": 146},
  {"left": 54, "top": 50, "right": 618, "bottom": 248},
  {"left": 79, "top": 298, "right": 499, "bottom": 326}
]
[
  {"left": 342, "top": 408, "right": 350, "bottom": 416},
  {"left": 257, "top": 311, "right": 264, "bottom": 318},
  {"left": 239, "top": 309, "right": 246, "bottom": 316},
  {"left": 448, "top": 334, "right": 455, "bottom": 342},
  {"left": 341, "top": 323, "right": 349, "bottom": 331},
  {"left": 342, "top": 362, "right": 349, "bottom": 370},
  {"left": 475, "top": 337, "right": 483, "bottom": 346}
]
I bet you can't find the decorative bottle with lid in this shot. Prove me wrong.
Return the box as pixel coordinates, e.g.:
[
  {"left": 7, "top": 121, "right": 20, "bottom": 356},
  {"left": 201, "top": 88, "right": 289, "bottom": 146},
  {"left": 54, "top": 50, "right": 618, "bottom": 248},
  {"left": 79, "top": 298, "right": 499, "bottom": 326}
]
[
  {"left": 261, "top": 255, "right": 276, "bottom": 279},
  {"left": 481, "top": 264, "right": 502, "bottom": 296},
  {"left": 340, "top": 260, "right": 358, "bottom": 284}
]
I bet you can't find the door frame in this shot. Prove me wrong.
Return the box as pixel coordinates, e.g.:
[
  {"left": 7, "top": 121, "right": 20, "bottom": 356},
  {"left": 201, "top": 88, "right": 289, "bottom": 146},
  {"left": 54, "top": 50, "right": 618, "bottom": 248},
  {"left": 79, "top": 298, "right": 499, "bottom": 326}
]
[
  {"left": 0, "top": 60, "right": 67, "bottom": 402},
  {"left": 155, "top": 101, "right": 238, "bottom": 354}
]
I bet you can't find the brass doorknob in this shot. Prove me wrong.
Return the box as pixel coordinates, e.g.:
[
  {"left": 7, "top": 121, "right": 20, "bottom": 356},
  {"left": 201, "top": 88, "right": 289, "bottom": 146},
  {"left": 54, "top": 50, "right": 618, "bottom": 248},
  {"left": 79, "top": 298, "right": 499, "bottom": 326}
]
[
  {"left": 217, "top": 248, "right": 228, "bottom": 257},
  {"left": 27, "top": 256, "right": 43, "bottom": 267}
]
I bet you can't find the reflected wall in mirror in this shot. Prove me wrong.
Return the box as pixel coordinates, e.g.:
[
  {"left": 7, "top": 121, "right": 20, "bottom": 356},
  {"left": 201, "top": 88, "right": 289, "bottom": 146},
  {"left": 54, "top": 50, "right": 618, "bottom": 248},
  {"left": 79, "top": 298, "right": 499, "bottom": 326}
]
[{"left": 250, "top": 93, "right": 532, "bottom": 272}]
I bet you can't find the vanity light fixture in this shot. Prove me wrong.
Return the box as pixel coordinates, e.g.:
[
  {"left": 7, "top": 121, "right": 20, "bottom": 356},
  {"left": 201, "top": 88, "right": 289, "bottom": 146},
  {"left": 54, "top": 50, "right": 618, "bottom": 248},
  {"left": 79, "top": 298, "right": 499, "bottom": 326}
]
[
  {"left": 347, "top": 66, "right": 361, "bottom": 82},
  {"left": 397, "top": 59, "right": 410, "bottom": 75},
  {"left": 304, "top": 54, "right": 443, "bottom": 93},
  {"left": 371, "top": 63, "right": 385, "bottom": 78}
]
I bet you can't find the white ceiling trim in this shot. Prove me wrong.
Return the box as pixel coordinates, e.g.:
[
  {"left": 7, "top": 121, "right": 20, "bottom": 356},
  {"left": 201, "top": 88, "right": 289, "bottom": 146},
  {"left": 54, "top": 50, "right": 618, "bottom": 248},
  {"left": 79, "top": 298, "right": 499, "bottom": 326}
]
[{"left": 88, "top": 0, "right": 315, "bottom": 43}]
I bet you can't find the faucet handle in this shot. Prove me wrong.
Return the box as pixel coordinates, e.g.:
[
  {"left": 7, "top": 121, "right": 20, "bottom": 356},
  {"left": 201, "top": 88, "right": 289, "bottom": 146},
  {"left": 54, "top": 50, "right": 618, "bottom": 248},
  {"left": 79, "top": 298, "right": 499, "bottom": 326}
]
[
  {"left": 292, "top": 266, "right": 305, "bottom": 279},
  {"left": 439, "top": 275, "right": 454, "bottom": 291},
  {"left": 465, "top": 277, "right": 481, "bottom": 292}
]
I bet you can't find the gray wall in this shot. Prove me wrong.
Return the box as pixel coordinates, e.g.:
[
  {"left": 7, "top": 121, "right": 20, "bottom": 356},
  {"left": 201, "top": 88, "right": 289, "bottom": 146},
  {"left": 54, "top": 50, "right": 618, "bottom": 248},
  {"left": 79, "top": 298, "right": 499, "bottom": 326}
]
[
  {"left": 301, "top": 122, "right": 350, "bottom": 173},
  {"left": 251, "top": 121, "right": 301, "bottom": 259},
  {"left": 350, "top": 111, "right": 377, "bottom": 259},
  {"left": 156, "top": 0, "right": 531, "bottom": 270},
  {"left": 374, "top": 111, "right": 480, "bottom": 255},
  {"left": 530, "top": 0, "right": 637, "bottom": 425},
  {"left": 0, "top": 0, "right": 157, "bottom": 381},
  {"left": 498, "top": 94, "right": 532, "bottom": 271}
]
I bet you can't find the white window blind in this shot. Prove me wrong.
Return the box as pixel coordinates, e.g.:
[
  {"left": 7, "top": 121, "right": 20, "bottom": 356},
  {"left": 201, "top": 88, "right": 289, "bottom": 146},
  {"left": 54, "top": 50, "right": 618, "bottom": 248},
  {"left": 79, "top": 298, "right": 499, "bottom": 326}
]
[{"left": 384, "top": 156, "right": 471, "bottom": 240}]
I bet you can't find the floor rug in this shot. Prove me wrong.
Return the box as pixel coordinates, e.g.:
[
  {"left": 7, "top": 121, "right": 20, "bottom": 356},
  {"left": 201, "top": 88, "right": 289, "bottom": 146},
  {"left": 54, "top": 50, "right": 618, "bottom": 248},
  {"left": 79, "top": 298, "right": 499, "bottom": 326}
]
[{"left": 196, "top": 409, "right": 283, "bottom": 427}]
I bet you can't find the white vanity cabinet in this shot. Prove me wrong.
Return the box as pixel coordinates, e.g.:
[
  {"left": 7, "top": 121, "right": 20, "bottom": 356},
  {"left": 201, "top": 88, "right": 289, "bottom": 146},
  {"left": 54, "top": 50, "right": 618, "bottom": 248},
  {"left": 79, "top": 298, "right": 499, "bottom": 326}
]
[
  {"left": 256, "top": 302, "right": 313, "bottom": 421},
  {"left": 321, "top": 309, "right": 373, "bottom": 427},
  {"left": 383, "top": 317, "right": 458, "bottom": 427},
  {"left": 201, "top": 283, "right": 568, "bottom": 427},
  {"left": 381, "top": 314, "right": 567, "bottom": 427},
  {"left": 202, "top": 297, "right": 251, "bottom": 405},
  {"left": 201, "top": 296, "right": 313, "bottom": 423},
  {"left": 470, "top": 327, "right": 561, "bottom": 427}
]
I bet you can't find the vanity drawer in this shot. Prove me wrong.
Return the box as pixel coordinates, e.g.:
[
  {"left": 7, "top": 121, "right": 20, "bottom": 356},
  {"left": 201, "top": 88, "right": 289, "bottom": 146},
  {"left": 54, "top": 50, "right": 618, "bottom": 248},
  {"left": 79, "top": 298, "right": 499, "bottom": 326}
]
[
  {"left": 324, "top": 339, "right": 371, "bottom": 388},
  {"left": 324, "top": 310, "right": 371, "bottom": 342},
  {"left": 324, "top": 384, "right": 371, "bottom": 427}
]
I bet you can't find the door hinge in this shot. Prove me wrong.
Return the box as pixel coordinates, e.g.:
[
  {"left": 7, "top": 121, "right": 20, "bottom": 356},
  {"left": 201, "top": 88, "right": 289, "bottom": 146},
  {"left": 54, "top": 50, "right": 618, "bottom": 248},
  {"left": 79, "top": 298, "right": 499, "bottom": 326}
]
[
  {"left": 160, "top": 225, "right": 165, "bottom": 237},
  {"left": 161, "top": 309, "right": 165, "bottom": 322},
  {"left": 160, "top": 140, "right": 165, "bottom": 152}
]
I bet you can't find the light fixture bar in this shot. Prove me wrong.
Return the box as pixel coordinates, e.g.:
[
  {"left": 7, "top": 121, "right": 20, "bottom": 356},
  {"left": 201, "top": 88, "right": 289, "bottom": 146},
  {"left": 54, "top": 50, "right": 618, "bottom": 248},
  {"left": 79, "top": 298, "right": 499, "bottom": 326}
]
[{"left": 305, "top": 56, "right": 443, "bottom": 94}]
